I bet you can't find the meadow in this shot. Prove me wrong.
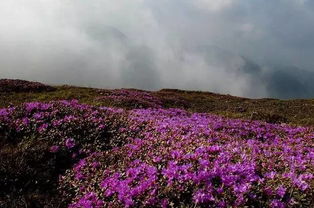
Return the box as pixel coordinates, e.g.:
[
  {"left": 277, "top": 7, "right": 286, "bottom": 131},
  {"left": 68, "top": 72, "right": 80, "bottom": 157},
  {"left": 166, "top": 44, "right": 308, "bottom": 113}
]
[{"left": 0, "top": 79, "right": 313, "bottom": 207}]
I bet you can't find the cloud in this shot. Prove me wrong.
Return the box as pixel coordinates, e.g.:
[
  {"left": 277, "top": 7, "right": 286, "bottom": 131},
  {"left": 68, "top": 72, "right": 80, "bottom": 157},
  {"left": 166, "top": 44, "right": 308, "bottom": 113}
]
[
  {"left": 192, "top": 0, "right": 234, "bottom": 11},
  {"left": 0, "top": 0, "right": 314, "bottom": 98}
]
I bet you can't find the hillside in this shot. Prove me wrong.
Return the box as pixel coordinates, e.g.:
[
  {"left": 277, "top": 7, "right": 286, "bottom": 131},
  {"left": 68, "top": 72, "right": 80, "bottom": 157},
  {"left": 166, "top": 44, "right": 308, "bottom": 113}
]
[
  {"left": 1, "top": 79, "right": 314, "bottom": 126},
  {"left": 0, "top": 79, "right": 313, "bottom": 207}
]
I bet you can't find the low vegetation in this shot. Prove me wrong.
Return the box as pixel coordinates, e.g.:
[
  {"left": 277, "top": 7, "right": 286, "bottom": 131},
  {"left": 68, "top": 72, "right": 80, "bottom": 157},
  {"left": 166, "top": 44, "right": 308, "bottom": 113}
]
[{"left": 0, "top": 79, "right": 313, "bottom": 207}]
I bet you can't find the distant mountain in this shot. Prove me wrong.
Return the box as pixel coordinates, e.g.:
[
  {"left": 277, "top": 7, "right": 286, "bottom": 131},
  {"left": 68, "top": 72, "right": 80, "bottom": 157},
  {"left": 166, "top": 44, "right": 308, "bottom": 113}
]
[
  {"left": 263, "top": 66, "right": 314, "bottom": 99},
  {"left": 192, "top": 45, "right": 314, "bottom": 99}
]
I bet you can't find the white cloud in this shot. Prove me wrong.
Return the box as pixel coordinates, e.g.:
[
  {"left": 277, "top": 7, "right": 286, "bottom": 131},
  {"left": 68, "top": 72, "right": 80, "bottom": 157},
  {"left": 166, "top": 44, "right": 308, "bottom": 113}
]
[
  {"left": 192, "top": 0, "right": 234, "bottom": 11},
  {"left": 0, "top": 0, "right": 313, "bottom": 98}
]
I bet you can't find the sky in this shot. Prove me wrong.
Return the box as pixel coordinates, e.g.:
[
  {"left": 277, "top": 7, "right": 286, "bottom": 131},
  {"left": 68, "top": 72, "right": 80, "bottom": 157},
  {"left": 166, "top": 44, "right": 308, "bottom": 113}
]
[{"left": 0, "top": 0, "right": 314, "bottom": 98}]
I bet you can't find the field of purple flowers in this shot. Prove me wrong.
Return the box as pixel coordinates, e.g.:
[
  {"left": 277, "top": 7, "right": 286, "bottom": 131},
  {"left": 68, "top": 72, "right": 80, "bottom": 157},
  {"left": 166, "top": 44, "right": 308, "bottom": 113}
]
[{"left": 0, "top": 98, "right": 313, "bottom": 207}]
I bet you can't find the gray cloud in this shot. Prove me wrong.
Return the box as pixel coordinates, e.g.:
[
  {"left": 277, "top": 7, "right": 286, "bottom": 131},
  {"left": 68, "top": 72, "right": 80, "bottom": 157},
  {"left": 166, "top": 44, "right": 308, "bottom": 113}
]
[{"left": 0, "top": 0, "right": 314, "bottom": 98}]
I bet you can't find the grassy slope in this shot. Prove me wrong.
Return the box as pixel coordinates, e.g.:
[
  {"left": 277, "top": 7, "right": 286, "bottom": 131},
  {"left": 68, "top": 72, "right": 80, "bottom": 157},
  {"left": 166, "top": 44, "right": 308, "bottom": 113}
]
[
  {"left": 1, "top": 83, "right": 314, "bottom": 207},
  {"left": 1, "top": 85, "right": 314, "bottom": 126}
]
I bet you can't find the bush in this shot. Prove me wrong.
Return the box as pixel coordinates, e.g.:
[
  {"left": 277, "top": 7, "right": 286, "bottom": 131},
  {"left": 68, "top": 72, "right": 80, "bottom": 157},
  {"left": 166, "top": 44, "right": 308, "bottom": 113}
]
[
  {"left": 1, "top": 101, "right": 313, "bottom": 207},
  {"left": 0, "top": 79, "right": 56, "bottom": 93},
  {"left": 62, "top": 109, "right": 314, "bottom": 208},
  {"left": 96, "top": 89, "right": 163, "bottom": 109},
  {"left": 0, "top": 100, "right": 130, "bottom": 207}
]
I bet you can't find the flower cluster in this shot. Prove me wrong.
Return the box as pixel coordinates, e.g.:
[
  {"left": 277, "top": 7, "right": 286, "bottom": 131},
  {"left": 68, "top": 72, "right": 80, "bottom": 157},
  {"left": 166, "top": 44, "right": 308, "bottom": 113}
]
[
  {"left": 69, "top": 192, "right": 104, "bottom": 208},
  {"left": 95, "top": 89, "right": 191, "bottom": 110},
  {"left": 63, "top": 108, "right": 314, "bottom": 207},
  {"left": 1, "top": 99, "right": 313, "bottom": 207},
  {"left": 0, "top": 100, "right": 136, "bottom": 206},
  {"left": 96, "top": 89, "right": 163, "bottom": 109},
  {"left": 0, "top": 100, "right": 131, "bottom": 153}
]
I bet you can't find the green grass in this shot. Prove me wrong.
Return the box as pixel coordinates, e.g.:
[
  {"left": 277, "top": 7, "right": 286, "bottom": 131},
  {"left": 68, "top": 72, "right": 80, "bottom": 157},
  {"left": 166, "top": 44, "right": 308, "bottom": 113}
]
[{"left": 1, "top": 86, "right": 314, "bottom": 126}]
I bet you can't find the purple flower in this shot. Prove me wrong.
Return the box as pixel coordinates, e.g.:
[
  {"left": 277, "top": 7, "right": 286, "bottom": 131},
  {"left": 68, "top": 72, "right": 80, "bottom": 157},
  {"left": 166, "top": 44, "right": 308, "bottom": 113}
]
[
  {"left": 98, "top": 124, "right": 105, "bottom": 129},
  {"left": 22, "top": 118, "right": 30, "bottom": 125},
  {"left": 276, "top": 185, "right": 286, "bottom": 198},
  {"left": 65, "top": 138, "right": 76, "bottom": 149},
  {"left": 49, "top": 145, "right": 60, "bottom": 153},
  {"left": 0, "top": 108, "right": 10, "bottom": 117},
  {"left": 33, "top": 113, "right": 43, "bottom": 119},
  {"left": 69, "top": 192, "right": 104, "bottom": 208},
  {"left": 25, "top": 102, "right": 41, "bottom": 112},
  {"left": 234, "top": 183, "right": 250, "bottom": 194},
  {"left": 265, "top": 171, "right": 277, "bottom": 179},
  {"left": 2, "top": 100, "right": 314, "bottom": 207},
  {"left": 293, "top": 177, "right": 309, "bottom": 191},
  {"left": 38, "top": 123, "right": 48, "bottom": 132},
  {"left": 161, "top": 199, "right": 168, "bottom": 208},
  {"left": 193, "top": 190, "right": 214, "bottom": 204},
  {"left": 270, "top": 199, "right": 285, "bottom": 208}
]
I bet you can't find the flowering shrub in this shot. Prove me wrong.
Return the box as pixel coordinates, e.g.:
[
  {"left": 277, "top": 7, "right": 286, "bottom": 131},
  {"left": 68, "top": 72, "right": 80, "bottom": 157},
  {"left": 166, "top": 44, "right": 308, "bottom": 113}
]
[
  {"left": 0, "top": 100, "right": 131, "bottom": 207},
  {"left": 62, "top": 109, "right": 314, "bottom": 208},
  {"left": 0, "top": 100, "right": 131, "bottom": 151},
  {"left": 1, "top": 100, "right": 313, "bottom": 207},
  {"left": 96, "top": 89, "right": 163, "bottom": 109},
  {"left": 95, "top": 89, "right": 191, "bottom": 110},
  {"left": 0, "top": 79, "right": 56, "bottom": 93}
]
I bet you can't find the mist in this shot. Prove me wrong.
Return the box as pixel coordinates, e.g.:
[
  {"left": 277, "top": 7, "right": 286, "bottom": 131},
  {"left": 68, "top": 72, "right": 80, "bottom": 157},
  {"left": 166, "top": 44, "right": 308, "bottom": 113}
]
[{"left": 1, "top": 0, "right": 314, "bottom": 99}]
